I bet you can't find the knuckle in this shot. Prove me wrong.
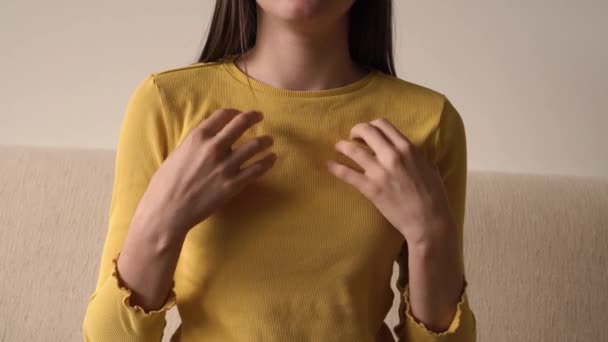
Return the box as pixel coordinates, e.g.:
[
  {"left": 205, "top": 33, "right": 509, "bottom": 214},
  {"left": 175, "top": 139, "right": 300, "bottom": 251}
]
[
  {"left": 197, "top": 126, "right": 214, "bottom": 139},
  {"left": 186, "top": 131, "right": 204, "bottom": 149},
  {"left": 220, "top": 179, "right": 233, "bottom": 192},
  {"left": 375, "top": 169, "right": 392, "bottom": 184},
  {"left": 214, "top": 162, "right": 229, "bottom": 176},
  {"left": 361, "top": 122, "right": 374, "bottom": 132},
  {"left": 386, "top": 151, "right": 401, "bottom": 167},
  {"left": 250, "top": 137, "right": 263, "bottom": 149},
  {"left": 334, "top": 166, "right": 347, "bottom": 178},
  {"left": 203, "top": 143, "right": 220, "bottom": 160},
  {"left": 397, "top": 142, "right": 412, "bottom": 155},
  {"left": 215, "top": 107, "right": 238, "bottom": 117},
  {"left": 351, "top": 122, "right": 367, "bottom": 134},
  {"left": 207, "top": 138, "right": 223, "bottom": 151},
  {"left": 247, "top": 110, "right": 261, "bottom": 121},
  {"left": 184, "top": 130, "right": 198, "bottom": 144},
  {"left": 235, "top": 113, "right": 251, "bottom": 126},
  {"left": 372, "top": 117, "right": 389, "bottom": 125},
  {"left": 365, "top": 183, "right": 382, "bottom": 197},
  {"left": 342, "top": 142, "right": 357, "bottom": 155},
  {"left": 211, "top": 108, "right": 225, "bottom": 116},
  {"left": 254, "top": 160, "right": 268, "bottom": 173}
]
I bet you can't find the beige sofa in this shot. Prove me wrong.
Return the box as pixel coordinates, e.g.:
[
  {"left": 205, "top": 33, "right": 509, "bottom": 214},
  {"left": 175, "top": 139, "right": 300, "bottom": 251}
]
[{"left": 1, "top": 144, "right": 607, "bottom": 342}]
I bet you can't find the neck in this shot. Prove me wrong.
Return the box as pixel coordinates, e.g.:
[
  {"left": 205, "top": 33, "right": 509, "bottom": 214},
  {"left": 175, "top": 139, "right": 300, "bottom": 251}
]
[{"left": 234, "top": 11, "right": 368, "bottom": 91}]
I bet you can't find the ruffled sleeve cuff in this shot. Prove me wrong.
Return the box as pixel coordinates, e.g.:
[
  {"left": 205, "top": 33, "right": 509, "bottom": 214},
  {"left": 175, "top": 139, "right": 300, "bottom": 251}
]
[
  {"left": 401, "top": 279, "right": 477, "bottom": 341},
  {"left": 83, "top": 253, "right": 178, "bottom": 340},
  {"left": 110, "top": 252, "right": 177, "bottom": 316}
]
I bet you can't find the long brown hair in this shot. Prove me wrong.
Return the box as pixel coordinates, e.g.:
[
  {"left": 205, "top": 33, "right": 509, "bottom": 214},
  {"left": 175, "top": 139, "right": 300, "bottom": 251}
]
[{"left": 197, "top": 0, "right": 396, "bottom": 76}]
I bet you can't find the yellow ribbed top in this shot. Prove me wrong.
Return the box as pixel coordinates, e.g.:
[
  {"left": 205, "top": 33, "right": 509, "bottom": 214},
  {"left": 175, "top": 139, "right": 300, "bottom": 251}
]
[{"left": 82, "top": 56, "right": 476, "bottom": 341}]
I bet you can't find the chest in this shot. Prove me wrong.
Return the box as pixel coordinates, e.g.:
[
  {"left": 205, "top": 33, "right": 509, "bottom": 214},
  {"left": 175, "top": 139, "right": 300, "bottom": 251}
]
[{"left": 174, "top": 99, "right": 428, "bottom": 284}]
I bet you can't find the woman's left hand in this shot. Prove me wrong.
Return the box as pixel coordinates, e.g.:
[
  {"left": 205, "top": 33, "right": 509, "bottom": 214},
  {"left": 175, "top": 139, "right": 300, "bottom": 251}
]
[{"left": 326, "top": 118, "right": 456, "bottom": 248}]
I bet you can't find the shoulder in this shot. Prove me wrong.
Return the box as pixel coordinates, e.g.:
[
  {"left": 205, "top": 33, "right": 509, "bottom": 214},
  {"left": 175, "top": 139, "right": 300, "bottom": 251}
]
[
  {"left": 373, "top": 72, "right": 448, "bottom": 108},
  {"left": 372, "top": 72, "right": 460, "bottom": 130},
  {"left": 125, "top": 61, "right": 227, "bottom": 119},
  {"left": 147, "top": 60, "right": 228, "bottom": 92},
  {"left": 129, "top": 60, "right": 232, "bottom": 147},
  {"left": 371, "top": 72, "right": 465, "bottom": 154}
]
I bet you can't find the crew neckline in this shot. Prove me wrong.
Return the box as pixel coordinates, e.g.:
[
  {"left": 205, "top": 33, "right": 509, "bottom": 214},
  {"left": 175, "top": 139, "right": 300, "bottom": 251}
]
[{"left": 221, "top": 55, "right": 378, "bottom": 98}]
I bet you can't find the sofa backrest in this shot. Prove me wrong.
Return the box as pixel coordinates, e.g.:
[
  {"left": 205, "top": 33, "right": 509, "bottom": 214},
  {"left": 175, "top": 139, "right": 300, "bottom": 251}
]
[{"left": 0, "top": 144, "right": 606, "bottom": 342}]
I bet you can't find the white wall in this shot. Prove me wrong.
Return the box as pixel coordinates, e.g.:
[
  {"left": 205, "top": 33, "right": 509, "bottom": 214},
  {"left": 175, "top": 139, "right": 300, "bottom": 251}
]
[{"left": 1, "top": 0, "right": 606, "bottom": 178}]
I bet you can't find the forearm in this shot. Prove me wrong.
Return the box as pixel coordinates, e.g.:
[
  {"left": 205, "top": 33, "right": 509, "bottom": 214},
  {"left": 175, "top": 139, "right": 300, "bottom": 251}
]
[
  {"left": 407, "top": 227, "right": 464, "bottom": 333},
  {"left": 116, "top": 206, "right": 188, "bottom": 312}
]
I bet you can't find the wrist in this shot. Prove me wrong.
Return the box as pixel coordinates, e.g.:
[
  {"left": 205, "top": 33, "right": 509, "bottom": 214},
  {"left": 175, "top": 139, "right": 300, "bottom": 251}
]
[
  {"left": 408, "top": 228, "right": 458, "bottom": 262},
  {"left": 407, "top": 213, "right": 457, "bottom": 253},
  {"left": 131, "top": 206, "right": 189, "bottom": 251}
]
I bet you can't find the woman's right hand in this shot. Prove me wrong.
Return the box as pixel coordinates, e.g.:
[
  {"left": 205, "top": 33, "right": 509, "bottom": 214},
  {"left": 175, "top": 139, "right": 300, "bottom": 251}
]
[{"left": 134, "top": 108, "right": 276, "bottom": 238}]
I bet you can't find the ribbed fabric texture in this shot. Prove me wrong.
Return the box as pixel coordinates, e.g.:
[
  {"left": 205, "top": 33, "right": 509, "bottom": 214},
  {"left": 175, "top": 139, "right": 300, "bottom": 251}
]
[{"left": 82, "top": 56, "right": 476, "bottom": 341}]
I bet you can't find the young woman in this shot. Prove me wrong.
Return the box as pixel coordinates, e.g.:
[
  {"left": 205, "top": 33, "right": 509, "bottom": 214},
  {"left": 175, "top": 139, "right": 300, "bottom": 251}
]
[{"left": 83, "top": 1, "right": 476, "bottom": 341}]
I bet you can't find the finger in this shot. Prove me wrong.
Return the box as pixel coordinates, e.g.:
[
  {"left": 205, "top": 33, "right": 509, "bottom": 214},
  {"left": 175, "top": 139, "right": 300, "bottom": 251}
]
[
  {"left": 326, "top": 160, "right": 377, "bottom": 198},
  {"left": 197, "top": 108, "right": 242, "bottom": 137},
  {"left": 334, "top": 140, "right": 382, "bottom": 175},
  {"left": 349, "top": 122, "right": 396, "bottom": 166},
  {"left": 231, "top": 153, "right": 277, "bottom": 188},
  {"left": 368, "top": 118, "right": 417, "bottom": 158},
  {"left": 368, "top": 118, "right": 413, "bottom": 149},
  {"left": 215, "top": 110, "right": 263, "bottom": 149},
  {"left": 224, "top": 135, "right": 274, "bottom": 172}
]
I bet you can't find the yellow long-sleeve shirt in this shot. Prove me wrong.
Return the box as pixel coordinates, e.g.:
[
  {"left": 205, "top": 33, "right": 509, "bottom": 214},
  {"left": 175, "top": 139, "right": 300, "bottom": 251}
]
[{"left": 82, "top": 55, "right": 476, "bottom": 341}]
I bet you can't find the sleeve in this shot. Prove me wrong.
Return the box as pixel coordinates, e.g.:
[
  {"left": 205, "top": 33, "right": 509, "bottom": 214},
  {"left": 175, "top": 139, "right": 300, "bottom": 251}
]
[
  {"left": 392, "top": 96, "right": 477, "bottom": 341},
  {"left": 82, "top": 74, "right": 178, "bottom": 341}
]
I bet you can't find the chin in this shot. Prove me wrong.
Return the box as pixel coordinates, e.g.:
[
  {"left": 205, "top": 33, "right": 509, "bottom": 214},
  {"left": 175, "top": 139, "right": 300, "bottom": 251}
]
[
  {"left": 257, "top": 0, "right": 354, "bottom": 22},
  {"left": 281, "top": 0, "right": 325, "bottom": 19}
]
